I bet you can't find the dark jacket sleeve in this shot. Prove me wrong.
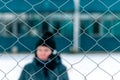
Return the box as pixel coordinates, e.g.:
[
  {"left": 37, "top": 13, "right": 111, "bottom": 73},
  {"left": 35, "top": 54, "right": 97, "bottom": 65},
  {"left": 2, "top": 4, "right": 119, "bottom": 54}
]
[
  {"left": 19, "top": 65, "right": 31, "bottom": 80},
  {"left": 19, "top": 69, "right": 26, "bottom": 80},
  {"left": 59, "top": 64, "right": 69, "bottom": 80}
]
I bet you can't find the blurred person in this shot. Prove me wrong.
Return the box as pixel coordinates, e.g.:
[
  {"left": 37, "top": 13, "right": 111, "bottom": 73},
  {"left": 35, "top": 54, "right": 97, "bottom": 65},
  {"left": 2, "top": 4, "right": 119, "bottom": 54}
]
[{"left": 19, "top": 32, "right": 69, "bottom": 80}]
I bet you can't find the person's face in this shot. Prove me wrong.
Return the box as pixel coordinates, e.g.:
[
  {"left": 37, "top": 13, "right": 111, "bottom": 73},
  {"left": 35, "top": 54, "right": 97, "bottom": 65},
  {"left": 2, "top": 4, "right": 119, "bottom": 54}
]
[{"left": 36, "top": 46, "right": 52, "bottom": 61}]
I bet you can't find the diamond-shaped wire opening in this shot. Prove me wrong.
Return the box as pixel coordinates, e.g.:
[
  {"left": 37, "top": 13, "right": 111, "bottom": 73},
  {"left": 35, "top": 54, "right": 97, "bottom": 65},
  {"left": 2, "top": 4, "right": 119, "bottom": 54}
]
[
  {"left": 99, "top": 56, "right": 120, "bottom": 75},
  {"left": 83, "top": 12, "right": 105, "bottom": 22},
  {"left": 86, "top": 68, "right": 112, "bottom": 80},
  {"left": 59, "top": 0, "right": 74, "bottom": 12},
  {"left": 18, "top": 53, "right": 33, "bottom": 67},
  {"left": 27, "top": 21, "right": 56, "bottom": 38},
  {"left": 67, "top": 68, "right": 85, "bottom": 80},
  {"left": 59, "top": 21, "right": 73, "bottom": 39},
  {"left": 73, "top": 57, "right": 97, "bottom": 76},
  {"left": 0, "top": 54, "right": 17, "bottom": 75},
  {"left": 77, "top": 46, "right": 86, "bottom": 53},
  {"left": 0, "top": 36, "right": 17, "bottom": 52},
  {"left": 61, "top": 53, "right": 85, "bottom": 65},
  {"left": 18, "top": 12, "right": 44, "bottom": 27},
  {"left": 55, "top": 35, "right": 72, "bottom": 53},
  {"left": 19, "top": 36, "right": 41, "bottom": 52},
  {"left": 85, "top": 53, "right": 110, "bottom": 64},
  {"left": 98, "top": 37, "right": 120, "bottom": 52},
  {"left": 79, "top": 20, "right": 94, "bottom": 42},
  {"left": 6, "top": 19, "right": 31, "bottom": 37},
  {"left": 44, "top": 11, "right": 73, "bottom": 27},
  {"left": 79, "top": 18, "right": 119, "bottom": 52},
  {"left": 110, "top": 21, "right": 120, "bottom": 37},
  {"left": 101, "top": 18, "right": 114, "bottom": 36},
  {"left": 33, "top": 0, "right": 58, "bottom": 17},
  {"left": 79, "top": 19, "right": 93, "bottom": 35},
  {"left": 79, "top": 33, "right": 96, "bottom": 51},
  {"left": 109, "top": 0, "right": 120, "bottom": 13},
  {"left": 83, "top": 20, "right": 103, "bottom": 36},
  {"left": 6, "top": 0, "right": 32, "bottom": 13},
  {"left": 88, "top": 44, "right": 108, "bottom": 52},
  {"left": 6, "top": 65, "right": 23, "bottom": 80},
  {"left": 83, "top": 0, "right": 108, "bottom": 12}
]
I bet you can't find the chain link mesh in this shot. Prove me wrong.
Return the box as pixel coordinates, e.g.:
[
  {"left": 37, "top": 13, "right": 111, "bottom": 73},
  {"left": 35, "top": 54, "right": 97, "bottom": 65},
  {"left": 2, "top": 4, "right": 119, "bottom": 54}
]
[{"left": 0, "top": 0, "right": 120, "bottom": 80}]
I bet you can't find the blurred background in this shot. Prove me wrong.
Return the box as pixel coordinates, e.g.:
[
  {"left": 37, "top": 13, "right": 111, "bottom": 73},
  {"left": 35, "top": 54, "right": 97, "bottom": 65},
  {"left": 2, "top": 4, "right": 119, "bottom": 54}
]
[{"left": 0, "top": 0, "right": 120, "bottom": 53}]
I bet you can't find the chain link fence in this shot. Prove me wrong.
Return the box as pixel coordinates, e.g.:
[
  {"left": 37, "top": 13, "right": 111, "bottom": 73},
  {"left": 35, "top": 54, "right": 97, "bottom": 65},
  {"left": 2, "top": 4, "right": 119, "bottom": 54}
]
[{"left": 1, "top": 0, "right": 120, "bottom": 80}]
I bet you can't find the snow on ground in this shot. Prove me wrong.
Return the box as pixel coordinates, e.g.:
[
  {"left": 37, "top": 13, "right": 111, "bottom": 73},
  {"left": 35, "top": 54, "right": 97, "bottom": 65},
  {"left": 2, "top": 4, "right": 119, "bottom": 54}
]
[{"left": 0, "top": 53, "right": 120, "bottom": 80}]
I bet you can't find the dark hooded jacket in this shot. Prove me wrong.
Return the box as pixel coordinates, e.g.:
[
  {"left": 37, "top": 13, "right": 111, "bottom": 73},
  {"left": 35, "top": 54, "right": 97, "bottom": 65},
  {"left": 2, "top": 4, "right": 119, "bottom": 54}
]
[{"left": 19, "top": 54, "right": 69, "bottom": 80}]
